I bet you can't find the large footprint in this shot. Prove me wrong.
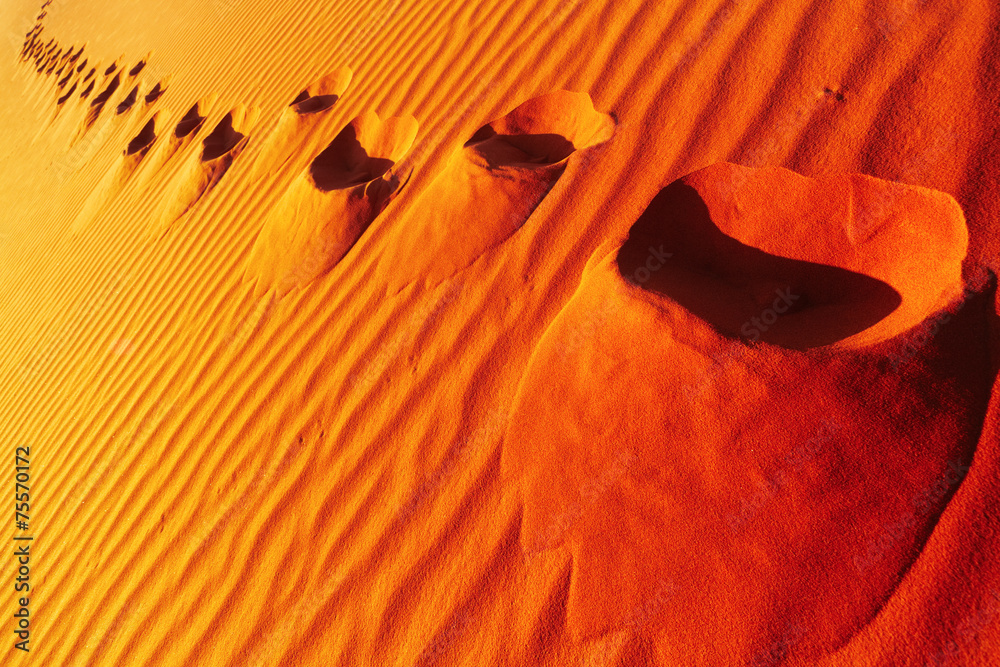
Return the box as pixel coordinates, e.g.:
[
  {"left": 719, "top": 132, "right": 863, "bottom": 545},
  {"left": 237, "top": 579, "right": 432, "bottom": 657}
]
[
  {"left": 246, "top": 67, "right": 353, "bottom": 184},
  {"left": 379, "top": 90, "right": 615, "bottom": 292},
  {"left": 245, "top": 111, "right": 418, "bottom": 297},
  {"left": 501, "top": 163, "right": 994, "bottom": 661}
]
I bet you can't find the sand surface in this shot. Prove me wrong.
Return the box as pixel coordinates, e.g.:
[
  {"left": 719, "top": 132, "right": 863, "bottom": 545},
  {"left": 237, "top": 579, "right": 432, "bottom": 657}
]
[{"left": 0, "top": 0, "right": 998, "bottom": 664}]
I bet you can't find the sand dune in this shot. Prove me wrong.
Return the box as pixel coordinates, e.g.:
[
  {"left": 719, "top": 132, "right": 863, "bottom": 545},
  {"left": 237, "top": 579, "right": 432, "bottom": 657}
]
[{"left": 1, "top": 0, "right": 999, "bottom": 665}]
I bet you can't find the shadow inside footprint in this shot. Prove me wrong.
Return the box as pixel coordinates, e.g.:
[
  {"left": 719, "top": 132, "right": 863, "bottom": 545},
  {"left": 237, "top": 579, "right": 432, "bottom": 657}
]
[
  {"left": 84, "top": 72, "right": 121, "bottom": 128},
  {"left": 126, "top": 116, "right": 157, "bottom": 157},
  {"left": 153, "top": 105, "right": 257, "bottom": 234},
  {"left": 289, "top": 89, "right": 339, "bottom": 115},
  {"left": 379, "top": 90, "right": 615, "bottom": 293},
  {"left": 144, "top": 80, "right": 166, "bottom": 105},
  {"left": 174, "top": 103, "right": 206, "bottom": 139},
  {"left": 201, "top": 113, "right": 245, "bottom": 161},
  {"left": 464, "top": 126, "right": 577, "bottom": 167},
  {"left": 310, "top": 124, "right": 395, "bottom": 190},
  {"left": 618, "top": 181, "right": 902, "bottom": 350},
  {"left": 116, "top": 85, "right": 138, "bottom": 115},
  {"left": 245, "top": 111, "right": 417, "bottom": 297},
  {"left": 57, "top": 82, "right": 77, "bottom": 105}
]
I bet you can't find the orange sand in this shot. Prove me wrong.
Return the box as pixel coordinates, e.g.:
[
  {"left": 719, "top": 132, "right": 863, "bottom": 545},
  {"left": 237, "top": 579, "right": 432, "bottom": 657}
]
[{"left": 0, "top": 0, "right": 998, "bottom": 665}]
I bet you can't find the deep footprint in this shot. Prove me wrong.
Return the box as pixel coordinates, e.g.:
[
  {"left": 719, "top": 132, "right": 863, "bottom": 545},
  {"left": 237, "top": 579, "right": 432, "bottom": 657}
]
[
  {"left": 247, "top": 67, "right": 353, "bottom": 184},
  {"left": 144, "top": 78, "right": 168, "bottom": 105},
  {"left": 245, "top": 110, "right": 417, "bottom": 297},
  {"left": 378, "top": 90, "right": 614, "bottom": 292},
  {"left": 500, "top": 164, "right": 989, "bottom": 660},
  {"left": 116, "top": 85, "right": 138, "bottom": 115},
  {"left": 82, "top": 71, "right": 121, "bottom": 130},
  {"left": 154, "top": 104, "right": 259, "bottom": 233}
]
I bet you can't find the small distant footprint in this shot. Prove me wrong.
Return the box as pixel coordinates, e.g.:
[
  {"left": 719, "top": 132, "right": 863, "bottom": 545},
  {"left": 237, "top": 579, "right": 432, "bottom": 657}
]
[
  {"left": 153, "top": 104, "right": 259, "bottom": 234},
  {"left": 125, "top": 115, "right": 158, "bottom": 158},
  {"left": 247, "top": 67, "right": 353, "bottom": 184},
  {"left": 144, "top": 78, "right": 169, "bottom": 105},
  {"left": 378, "top": 90, "right": 615, "bottom": 292},
  {"left": 57, "top": 82, "right": 77, "bottom": 105},
  {"left": 245, "top": 111, "right": 417, "bottom": 297},
  {"left": 70, "top": 111, "right": 164, "bottom": 235},
  {"left": 116, "top": 85, "right": 139, "bottom": 115},
  {"left": 128, "top": 57, "right": 147, "bottom": 78},
  {"left": 82, "top": 71, "right": 121, "bottom": 129}
]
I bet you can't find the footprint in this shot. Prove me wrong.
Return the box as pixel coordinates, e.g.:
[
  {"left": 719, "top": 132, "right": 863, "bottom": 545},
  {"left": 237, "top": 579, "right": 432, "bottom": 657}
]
[
  {"left": 144, "top": 77, "right": 169, "bottom": 105},
  {"left": 153, "top": 104, "right": 259, "bottom": 234},
  {"left": 57, "top": 82, "right": 77, "bottom": 106},
  {"left": 70, "top": 111, "right": 165, "bottom": 235},
  {"left": 618, "top": 176, "right": 897, "bottom": 350},
  {"left": 128, "top": 58, "right": 147, "bottom": 78},
  {"left": 82, "top": 71, "right": 121, "bottom": 130},
  {"left": 246, "top": 67, "right": 353, "bottom": 183},
  {"left": 125, "top": 114, "right": 158, "bottom": 159},
  {"left": 107, "top": 99, "right": 205, "bottom": 197},
  {"left": 245, "top": 111, "right": 417, "bottom": 297},
  {"left": 500, "top": 164, "right": 989, "bottom": 659},
  {"left": 116, "top": 84, "right": 139, "bottom": 115},
  {"left": 378, "top": 90, "right": 614, "bottom": 292},
  {"left": 173, "top": 100, "right": 208, "bottom": 140}
]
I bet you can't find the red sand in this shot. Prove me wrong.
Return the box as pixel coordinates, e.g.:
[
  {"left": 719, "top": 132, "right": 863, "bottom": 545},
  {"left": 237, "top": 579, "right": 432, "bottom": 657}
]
[{"left": 0, "top": 0, "right": 998, "bottom": 664}]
